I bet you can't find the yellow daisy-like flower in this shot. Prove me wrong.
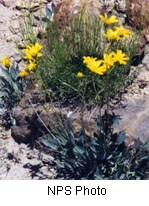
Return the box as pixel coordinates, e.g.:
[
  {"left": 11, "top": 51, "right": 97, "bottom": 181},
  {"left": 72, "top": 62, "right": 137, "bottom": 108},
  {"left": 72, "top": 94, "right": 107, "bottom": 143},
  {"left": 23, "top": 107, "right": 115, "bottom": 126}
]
[
  {"left": 23, "top": 42, "right": 43, "bottom": 60},
  {"left": 99, "top": 13, "right": 118, "bottom": 25},
  {"left": 19, "top": 69, "right": 30, "bottom": 78},
  {"left": 0, "top": 57, "right": 11, "bottom": 68},
  {"left": 104, "top": 28, "right": 121, "bottom": 41},
  {"left": 83, "top": 56, "right": 107, "bottom": 75},
  {"left": 77, "top": 71, "right": 84, "bottom": 78},
  {"left": 113, "top": 50, "right": 129, "bottom": 65},
  {"left": 114, "top": 26, "right": 132, "bottom": 38},
  {"left": 26, "top": 60, "right": 37, "bottom": 72},
  {"left": 103, "top": 53, "right": 116, "bottom": 68}
]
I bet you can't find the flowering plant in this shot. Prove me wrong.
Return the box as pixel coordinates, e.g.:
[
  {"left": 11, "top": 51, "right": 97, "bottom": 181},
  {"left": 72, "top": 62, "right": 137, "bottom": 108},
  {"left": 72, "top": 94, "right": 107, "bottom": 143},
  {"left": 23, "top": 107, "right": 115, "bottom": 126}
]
[
  {"left": 19, "top": 42, "right": 43, "bottom": 78},
  {"left": 21, "top": 9, "right": 138, "bottom": 109},
  {"left": 0, "top": 58, "right": 23, "bottom": 108}
]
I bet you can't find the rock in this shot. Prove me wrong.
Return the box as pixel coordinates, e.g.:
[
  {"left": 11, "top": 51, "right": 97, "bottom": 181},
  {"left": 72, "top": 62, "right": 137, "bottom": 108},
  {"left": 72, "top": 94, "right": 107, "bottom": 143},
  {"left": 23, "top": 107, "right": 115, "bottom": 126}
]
[
  {"left": 0, "top": 3, "right": 21, "bottom": 59},
  {"left": 71, "top": 0, "right": 103, "bottom": 16},
  {"left": 0, "top": 136, "right": 56, "bottom": 179},
  {"left": 11, "top": 125, "right": 33, "bottom": 144},
  {"left": 113, "top": 63, "right": 149, "bottom": 144},
  {"left": 145, "top": 33, "right": 149, "bottom": 43},
  {"left": 39, "top": 153, "right": 54, "bottom": 164},
  {"left": 100, "top": 0, "right": 115, "bottom": 11},
  {"left": 0, "top": 0, "right": 17, "bottom": 7},
  {"left": 115, "top": 0, "right": 126, "bottom": 12},
  {"left": 11, "top": 101, "right": 39, "bottom": 144},
  {"left": 11, "top": 93, "right": 59, "bottom": 144},
  {"left": 34, "top": 6, "right": 46, "bottom": 21},
  {"left": 144, "top": 44, "right": 149, "bottom": 55},
  {"left": 143, "top": 87, "right": 149, "bottom": 95},
  {"left": 142, "top": 54, "right": 149, "bottom": 70},
  {"left": 15, "top": 0, "right": 47, "bottom": 11},
  {"left": 2, "top": 165, "right": 30, "bottom": 180},
  {"left": 137, "top": 67, "right": 149, "bottom": 82},
  {"left": 127, "top": 0, "right": 149, "bottom": 30},
  {"left": 114, "top": 96, "right": 149, "bottom": 144},
  {"left": 53, "top": 0, "right": 103, "bottom": 31}
]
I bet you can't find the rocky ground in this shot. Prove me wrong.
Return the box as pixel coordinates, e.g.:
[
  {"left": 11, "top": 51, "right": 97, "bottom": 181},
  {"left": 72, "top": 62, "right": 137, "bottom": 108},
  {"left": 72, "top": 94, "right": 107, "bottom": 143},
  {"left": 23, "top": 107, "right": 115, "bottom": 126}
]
[
  {"left": 0, "top": 0, "right": 62, "bottom": 180},
  {"left": 0, "top": 0, "right": 149, "bottom": 179}
]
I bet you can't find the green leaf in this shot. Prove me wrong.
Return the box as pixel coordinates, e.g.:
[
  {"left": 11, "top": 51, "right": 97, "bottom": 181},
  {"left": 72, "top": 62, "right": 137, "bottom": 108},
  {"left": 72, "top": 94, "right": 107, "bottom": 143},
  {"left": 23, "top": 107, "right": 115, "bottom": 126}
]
[
  {"left": 119, "top": 173, "right": 125, "bottom": 180},
  {"left": 94, "top": 167, "right": 104, "bottom": 180},
  {"left": 144, "top": 140, "right": 149, "bottom": 150},
  {"left": 56, "top": 135, "right": 67, "bottom": 146},
  {"left": 1, "top": 87, "right": 11, "bottom": 94},
  {"left": 66, "top": 120, "right": 75, "bottom": 144},
  {"left": 0, "top": 66, "right": 10, "bottom": 81},
  {"left": 45, "top": 3, "right": 55, "bottom": 20},
  {"left": 0, "top": 90, "right": 9, "bottom": 98},
  {"left": 73, "top": 145, "right": 84, "bottom": 155},
  {"left": 10, "top": 65, "right": 19, "bottom": 81},
  {"left": 0, "top": 77, "right": 14, "bottom": 92},
  {"left": 134, "top": 138, "right": 141, "bottom": 150},
  {"left": 0, "top": 71, "right": 20, "bottom": 94},
  {"left": 41, "top": 137, "right": 58, "bottom": 150},
  {"left": 64, "top": 162, "right": 73, "bottom": 171},
  {"left": 79, "top": 129, "right": 86, "bottom": 144},
  {"left": 112, "top": 115, "right": 121, "bottom": 127},
  {"left": 55, "top": 160, "right": 65, "bottom": 169},
  {"left": 51, "top": 3, "right": 56, "bottom": 13},
  {"left": 97, "top": 148, "right": 106, "bottom": 161},
  {"left": 117, "top": 131, "right": 125, "bottom": 145}
]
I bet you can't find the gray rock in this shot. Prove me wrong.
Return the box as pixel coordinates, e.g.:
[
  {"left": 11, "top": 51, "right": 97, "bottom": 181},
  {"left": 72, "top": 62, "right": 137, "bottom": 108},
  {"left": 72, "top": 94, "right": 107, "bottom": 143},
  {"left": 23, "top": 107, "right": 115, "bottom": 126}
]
[
  {"left": 11, "top": 125, "right": 33, "bottom": 144},
  {"left": 114, "top": 96, "right": 149, "bottom": 144},
  {"left": 115, "top": 0, "right": 126, "bottom": 12},
  {"left": 0, "top": 0, "right": 17, "bottom": 8},
  {"left": 142, "top": 54, "right": 149, "bottom": 69},
  {"left": 144, "top": 44, "right": 149, "bottom": 55}
]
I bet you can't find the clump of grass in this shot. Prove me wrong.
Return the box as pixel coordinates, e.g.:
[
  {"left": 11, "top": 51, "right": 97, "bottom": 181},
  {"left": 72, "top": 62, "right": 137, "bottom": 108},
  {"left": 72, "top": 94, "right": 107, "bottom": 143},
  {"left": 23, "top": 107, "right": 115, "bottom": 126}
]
[
  {"left": 19, "top": 4, "right": 139, "bottom": 109},
  {"left": 34, "top": 9, "right": 138, "bottom": 106}
]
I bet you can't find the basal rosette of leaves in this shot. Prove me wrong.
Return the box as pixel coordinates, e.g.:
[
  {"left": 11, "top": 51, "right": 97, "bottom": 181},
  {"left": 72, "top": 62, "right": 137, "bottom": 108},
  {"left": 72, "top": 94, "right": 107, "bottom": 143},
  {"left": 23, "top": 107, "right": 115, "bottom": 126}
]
[
  {"left": 39, "top": 111, "right": 149, "bottom": 180},
  {"left": 35, "top": 11, "right": 138, "bottom": 103}
]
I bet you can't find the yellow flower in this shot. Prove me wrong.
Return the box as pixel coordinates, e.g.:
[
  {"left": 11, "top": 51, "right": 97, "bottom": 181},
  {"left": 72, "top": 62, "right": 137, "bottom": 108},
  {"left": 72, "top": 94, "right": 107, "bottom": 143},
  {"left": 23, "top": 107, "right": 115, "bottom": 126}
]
[
  {"left": 113, "top": 50, "right": 129, "bottom": 65},
  {"left": 114, "top": 26, "right": 132, "bottom": 38},
  {"left": 19, "top": 69, "right": 29, "bottom": 78},
  {"left": 77, "top": 72, "right": 84, "bottom": 78},
  {"left": 0, "top": 57, "right": 11, "bottom": 68},
  {"left": 99, "top": 13, "right": 118, "bottom": 25},
  {"left": 23, "top": 42, "right": 43, "bottom": 60},
  {"left": 83, "top": 56, "right": 108, "bottom": 75},
  {"left": 103, "top": 53, "right": 115, "bottom": 68},
  {"left": 26, "top": 61, "right": 37, "bottom": 72},
  {"left": 104, "top": 28, "right": 121, "bottom": 41}
]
